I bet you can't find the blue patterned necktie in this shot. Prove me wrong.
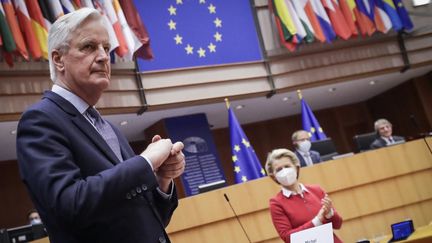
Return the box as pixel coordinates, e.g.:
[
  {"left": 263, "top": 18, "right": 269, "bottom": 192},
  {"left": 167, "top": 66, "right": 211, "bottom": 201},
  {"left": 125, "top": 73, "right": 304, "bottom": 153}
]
[{"left": 86, "top": 107, "right": 123, "bottom": 162}]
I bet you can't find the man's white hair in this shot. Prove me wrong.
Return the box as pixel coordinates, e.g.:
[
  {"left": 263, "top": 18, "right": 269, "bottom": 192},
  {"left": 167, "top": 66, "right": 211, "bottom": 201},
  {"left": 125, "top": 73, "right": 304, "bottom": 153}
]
[
  {"left": 48, "top": 8, "right": 102, "bottom": 82},
  {"left": 374, "top": 118, "right": 392, "bottom": 132}
]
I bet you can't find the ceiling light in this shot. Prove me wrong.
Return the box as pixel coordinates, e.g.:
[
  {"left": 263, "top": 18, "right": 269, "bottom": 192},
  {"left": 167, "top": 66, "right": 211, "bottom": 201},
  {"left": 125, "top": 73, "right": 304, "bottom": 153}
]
[
  {"left": 120, "top": 121, "right": 128, "bottom": 126},
  {"left": 369, "top": 80, "right": 376, "bottom": 85},
  {"left": 235, "top": 105, "right": 244, "bottom": 110},
  {"left": 328, "top": 87, "right": 336, "bottom": 92},
  {"left": 10, "top": 130, "right": 17, "bottom": 135},
  {"left": 282, "top": 97, "right": 290, "bottom": 101}
]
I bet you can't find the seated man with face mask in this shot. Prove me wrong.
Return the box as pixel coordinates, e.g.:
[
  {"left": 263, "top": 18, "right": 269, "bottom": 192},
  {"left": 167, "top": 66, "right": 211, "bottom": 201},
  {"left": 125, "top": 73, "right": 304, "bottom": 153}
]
[{"left": 292, "top": 130, "right": 322, "bottom": 167}]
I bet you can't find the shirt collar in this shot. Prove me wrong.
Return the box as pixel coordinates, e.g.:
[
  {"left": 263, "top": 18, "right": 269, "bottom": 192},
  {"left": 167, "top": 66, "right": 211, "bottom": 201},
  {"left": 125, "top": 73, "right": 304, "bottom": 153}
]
[
  {"left": 52, "top": 84, "right": 90, "bottom": 114},
  {"left": 281, "top": 183, "right": 309, "bottom": 198},
  {"left": 296, "top": 149, "right": 310, "bottom": 157}
]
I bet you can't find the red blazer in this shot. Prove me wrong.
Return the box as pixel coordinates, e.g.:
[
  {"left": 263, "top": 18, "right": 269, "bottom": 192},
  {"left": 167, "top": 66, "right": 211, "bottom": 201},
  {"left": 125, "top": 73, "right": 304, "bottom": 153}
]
[{"left": 269, "top": 184, "right": 343, "bottom": 243}]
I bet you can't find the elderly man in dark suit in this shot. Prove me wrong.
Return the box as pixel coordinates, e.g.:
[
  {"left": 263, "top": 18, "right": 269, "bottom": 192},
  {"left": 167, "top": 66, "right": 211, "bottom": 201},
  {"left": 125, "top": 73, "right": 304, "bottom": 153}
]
[
  {"left": 16, "top": 8, "right": 185, "bottom": 243},
  {"left": 370, "top": 119, "right": 405, "bottom": 149},
  {"left": 292, "top": 130, "right": 322, "bottom": 167}
]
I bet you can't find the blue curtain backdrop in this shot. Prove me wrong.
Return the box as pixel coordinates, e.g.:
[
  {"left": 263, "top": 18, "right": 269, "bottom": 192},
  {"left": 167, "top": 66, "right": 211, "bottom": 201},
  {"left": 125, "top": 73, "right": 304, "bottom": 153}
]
[{"left": 134, "top": 0, "right": 263, "bottom": 72}]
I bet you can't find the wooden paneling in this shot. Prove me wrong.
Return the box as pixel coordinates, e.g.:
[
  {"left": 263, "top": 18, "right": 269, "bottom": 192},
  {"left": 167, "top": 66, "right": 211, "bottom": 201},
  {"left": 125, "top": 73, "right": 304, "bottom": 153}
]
[
  {"left": 166, "top": 139, "right": 432, "bottom": 243},
  {"left": 0, "top": 161, "right": 34, "bottom": 228}
]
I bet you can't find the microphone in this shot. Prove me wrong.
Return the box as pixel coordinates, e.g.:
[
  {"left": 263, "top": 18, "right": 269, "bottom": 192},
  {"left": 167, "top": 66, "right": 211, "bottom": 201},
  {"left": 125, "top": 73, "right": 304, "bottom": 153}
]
[{"left": 224, "top": 193, "right": 252, "bottom": 243}]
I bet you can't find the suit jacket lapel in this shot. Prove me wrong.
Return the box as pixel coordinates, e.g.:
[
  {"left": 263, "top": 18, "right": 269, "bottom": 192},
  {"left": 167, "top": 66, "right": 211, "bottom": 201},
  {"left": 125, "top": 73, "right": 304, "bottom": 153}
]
[{"left": 44, "top": 91, "right": 120, "bottom": 165}]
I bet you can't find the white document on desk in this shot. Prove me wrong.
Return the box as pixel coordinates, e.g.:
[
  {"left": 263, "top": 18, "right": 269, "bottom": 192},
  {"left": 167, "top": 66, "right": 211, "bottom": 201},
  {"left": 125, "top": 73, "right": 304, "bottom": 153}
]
[{"left": 290, "top": 222, "right": 334, "bottom": 243}]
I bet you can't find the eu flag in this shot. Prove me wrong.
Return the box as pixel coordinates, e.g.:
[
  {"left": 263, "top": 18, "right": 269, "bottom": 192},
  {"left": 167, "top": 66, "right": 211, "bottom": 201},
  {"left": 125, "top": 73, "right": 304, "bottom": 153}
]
[
  {"left": 228, "top": 107, "right": 265, "bottom": 184},
  {"left": 300, "top": 97, "right": 327, "bottom": 141},
  {"left": 133, "top": 0, "right": 262, "bottom": 72}
]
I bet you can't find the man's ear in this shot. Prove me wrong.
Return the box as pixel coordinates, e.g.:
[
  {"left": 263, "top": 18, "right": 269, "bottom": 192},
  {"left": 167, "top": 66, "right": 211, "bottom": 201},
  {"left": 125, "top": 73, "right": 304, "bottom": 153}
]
[{"left": 52, "top": 50, "right": 65, "bottom": 72}]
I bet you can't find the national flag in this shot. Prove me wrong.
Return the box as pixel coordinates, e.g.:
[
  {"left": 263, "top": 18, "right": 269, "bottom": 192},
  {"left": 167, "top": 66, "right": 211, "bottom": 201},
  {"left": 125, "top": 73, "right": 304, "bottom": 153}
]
[
  {"left": 112, "top": 0, "right": 140, "bottom": 60},
  {"left": 227, "top": 100, "right": 265, "bottom": 184},
  {"left": 0, "top": 2, "right": 16, "bottom": 53},
  {"left": 302, "top": 0, "right": 326, "bottom": 42},
  {"left": 60, "top": 0, "right": 75, "bottom": 14},
  {"left": 72, "top": 0, "right": 81, "bottom": 9},
  {"left": 393, "top": 0, "right": 413, "bottom": 30},
  {"left": 321, "top": 0, "right": 352, "bottom": 40},
  {"left": 97, "top": 0, "right": 128, "bottom": 57},
  {"left": 310, "top": 0, "right": 336, "bottom": 42},
  {"left": 134, "top": 0, "right": 263, "bottom": 72},
  {"left": 338, "top": 0, "right": 359, "bottom": 36},
  {"left": 2, "top": 0, "right": 28, "bottom": 59},
  {"left": 356, "top": 0, "right": 375, "bottom": 21},
  {"left": 47, "top": 0, "right": 64, "bottom": 20},
  {"left": 13, "top": 0, "right": 41, "bottom": 59},
  {"left": 291, "top": 0, "right": 315, "bottom": 43},
  {"left": 354, "top": 0, "right": 376, "bottom": 35},
  {"left": 37, "top": 0, "right": 54, "bottom": 29},
  {"left": 286, "top": 0, "right": 307, "bottom": 43},
  {"left": 81, "top": 0, "right": 93, "bottom": 8},
  {"left": 92, "top": 0, "right": 120, "bottom": 54},
  {"left": 269, "top": 0, "right": 296, "bottom": 51},
  {"left": 374, "top": 2, "right": 392, "bottom": 33},
  {"left": 119, "top": 0, "right": 153, "bottom": 59},
  {"left": 273, "top": 0, "right": 297, "bottom": 41},
  {"left": 377, "top": 0, "right": 402, "bottom": 31},
  {"left": 298, "top": 90, "right": 327, "bottom": 141},
  {"left": 25, "top": 0, "right": 48, "bottom": 59}
]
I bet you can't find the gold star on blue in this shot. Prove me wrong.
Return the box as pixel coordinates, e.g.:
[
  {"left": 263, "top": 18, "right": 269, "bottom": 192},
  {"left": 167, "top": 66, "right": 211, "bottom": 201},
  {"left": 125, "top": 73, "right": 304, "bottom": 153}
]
[
  {"left": 208, "top": 4, "right": 216, "bottom": 14},
  {"left": 168, "top": 5, "right": 176, "bottom": 15},
  {"left": 168, "top": 20, "right": 176, "bottom": 30},
  {"left": 241, "top": 176, "right": 248, "bottom": 182},
  {"left": 208, "top": 43, "right": 216, "bottom": 52},
  {"left": 234, "top": 145, "right": 240, "bottom": 152},
  {"left": 234, "top": 166, "right": 241, "bottom": 173},
  {"left": 214, "top": 32, "right": 222, "bottom": 42},
  {"left": 232, "top": 155, "right": 238, "bottom": 162},
  {"left": 261, "top": 168, "right": 266, "bottom": 176},
  {"left": 197, "top": 47, "right": 206, "bottom": 57},
  {"left": 185, "top": 44, "right": 193, "bottom": 54},
  {"left": 214, "top": 17, "right": 222, "bottom": 27},
  {"left": 176, "top": 0, "right": 183, "bottom": 4},
  {"left": 174, "top": 34, "right": 183, "bottom": 44},
  {"left": 242, "top": 138, "right": 250, "bottom": 148}
]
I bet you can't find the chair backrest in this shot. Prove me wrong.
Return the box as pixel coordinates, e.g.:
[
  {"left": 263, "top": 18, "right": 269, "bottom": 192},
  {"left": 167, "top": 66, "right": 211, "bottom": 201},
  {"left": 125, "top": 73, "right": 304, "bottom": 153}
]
[
  {"left": 353, "top": 132, "right": 377, "bottom": 152},
  {"left": 311, "top": 138, "right": 338, "bottom": 161}
]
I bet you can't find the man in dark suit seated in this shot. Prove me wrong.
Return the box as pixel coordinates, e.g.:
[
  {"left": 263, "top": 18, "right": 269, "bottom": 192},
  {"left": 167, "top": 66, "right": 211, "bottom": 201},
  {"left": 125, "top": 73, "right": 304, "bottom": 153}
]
[
  {"left": 16, "top": 8, "right": 185, "bottom": 243},
  {"left": 292, "top": 130, "right": 322, "bottom": 167},
  {"left": 370, "top": 118, "right": 405, "bottom": 149}
]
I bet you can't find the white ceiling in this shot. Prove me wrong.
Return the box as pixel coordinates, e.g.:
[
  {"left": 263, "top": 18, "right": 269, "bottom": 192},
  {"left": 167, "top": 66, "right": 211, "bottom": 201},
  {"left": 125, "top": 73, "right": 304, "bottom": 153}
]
[{"left": 2, "top": 64, "right": 431, "bottom": 161}]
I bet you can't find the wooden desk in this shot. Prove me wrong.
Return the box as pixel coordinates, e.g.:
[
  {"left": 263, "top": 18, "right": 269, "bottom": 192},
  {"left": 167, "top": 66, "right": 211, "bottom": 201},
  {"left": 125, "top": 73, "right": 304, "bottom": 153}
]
[
  {"left": 29, "top": 139, "right": 432, "bottom": 243},
  {"left": 376, "top": 223, "right": 432, "bottom": 243},
  {"left": 166, "top": 139, "right": 432, "bottom": 243}
]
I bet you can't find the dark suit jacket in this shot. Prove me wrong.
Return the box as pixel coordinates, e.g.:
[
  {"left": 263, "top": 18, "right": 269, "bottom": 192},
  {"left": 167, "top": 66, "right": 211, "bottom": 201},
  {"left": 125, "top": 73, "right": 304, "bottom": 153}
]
[
  {"left": 295, "top": 150, "right": 321, "bottom": 168},
  {"left": 370, "top": 136, "right": 405, "bottom": 149},
  {"left": 16, "top": 91, "right": 177, "bottom": 243}
]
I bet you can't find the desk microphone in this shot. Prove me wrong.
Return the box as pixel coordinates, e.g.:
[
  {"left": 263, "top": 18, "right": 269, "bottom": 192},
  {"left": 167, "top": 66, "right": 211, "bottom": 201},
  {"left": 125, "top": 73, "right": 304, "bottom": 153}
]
[{"left": 224, "top": 193, "right": 252, "bottom": 243}]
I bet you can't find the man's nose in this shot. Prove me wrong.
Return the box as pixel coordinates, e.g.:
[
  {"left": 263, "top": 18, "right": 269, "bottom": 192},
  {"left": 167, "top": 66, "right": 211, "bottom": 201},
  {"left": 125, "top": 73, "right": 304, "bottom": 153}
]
[{"left": 95, "top": 46, "right": 109, "bottom": 63}]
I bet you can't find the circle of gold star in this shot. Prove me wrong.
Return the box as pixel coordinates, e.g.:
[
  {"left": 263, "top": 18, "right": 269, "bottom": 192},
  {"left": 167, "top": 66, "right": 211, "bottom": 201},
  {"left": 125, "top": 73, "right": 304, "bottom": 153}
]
[{"left": 166, "top": 0, "right": 223, "bottom": 58}]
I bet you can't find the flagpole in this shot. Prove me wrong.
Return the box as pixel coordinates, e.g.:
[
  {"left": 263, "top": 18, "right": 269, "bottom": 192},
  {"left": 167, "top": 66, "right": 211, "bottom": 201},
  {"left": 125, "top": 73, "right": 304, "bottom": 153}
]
[
  {"left": 224, "top": 98, "right": 230, "bottom": 109},
  {"left": 297, "top": 89, "right": 303, "bottom": 100}
]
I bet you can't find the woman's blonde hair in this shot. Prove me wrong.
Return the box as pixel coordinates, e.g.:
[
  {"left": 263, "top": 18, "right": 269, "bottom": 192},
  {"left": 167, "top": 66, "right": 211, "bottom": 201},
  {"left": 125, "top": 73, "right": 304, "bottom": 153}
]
[{"left": 265, "top": 148, "right": 300, "bottom": 177}]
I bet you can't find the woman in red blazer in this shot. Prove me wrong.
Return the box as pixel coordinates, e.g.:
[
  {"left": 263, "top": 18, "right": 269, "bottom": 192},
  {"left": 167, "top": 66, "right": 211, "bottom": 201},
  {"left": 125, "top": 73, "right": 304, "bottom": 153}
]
[{"left": 265, "top": 148, "right": 343, "bottom": 243}]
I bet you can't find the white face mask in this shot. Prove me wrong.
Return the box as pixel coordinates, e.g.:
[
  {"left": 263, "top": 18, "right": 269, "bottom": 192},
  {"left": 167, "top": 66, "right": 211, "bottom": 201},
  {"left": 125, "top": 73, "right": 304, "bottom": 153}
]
[
  {"left": 297, "top": 140, "right": 311, "bottom": 153},
  {"left": 30, "top": 218, "right": 42, "bottom": 225},
  {"left": 275, "top": 167, "right": 297, "bottom": 186}
]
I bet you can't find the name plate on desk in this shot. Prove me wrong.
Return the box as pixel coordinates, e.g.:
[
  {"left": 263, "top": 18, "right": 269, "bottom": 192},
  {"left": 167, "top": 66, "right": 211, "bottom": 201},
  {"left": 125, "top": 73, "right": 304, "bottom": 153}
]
[{"left": 291, "top": 223, "right": 334, "bottom": 243}]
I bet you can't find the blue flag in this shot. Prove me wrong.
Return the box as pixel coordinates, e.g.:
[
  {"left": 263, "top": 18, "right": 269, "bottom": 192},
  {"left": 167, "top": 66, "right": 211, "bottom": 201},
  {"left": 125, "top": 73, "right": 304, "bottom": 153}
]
[
  {"left": 301, "top": 98, "right": 327, "bottom": 141},
  {"left": 133, "top": 0, "right": 262, "bottom": 72},
  {"left": 228, "top": 108, "right": 265, "bottom": 184},
  {"left": 393, "top": 0, "right": 414, "bottom": 31}
]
